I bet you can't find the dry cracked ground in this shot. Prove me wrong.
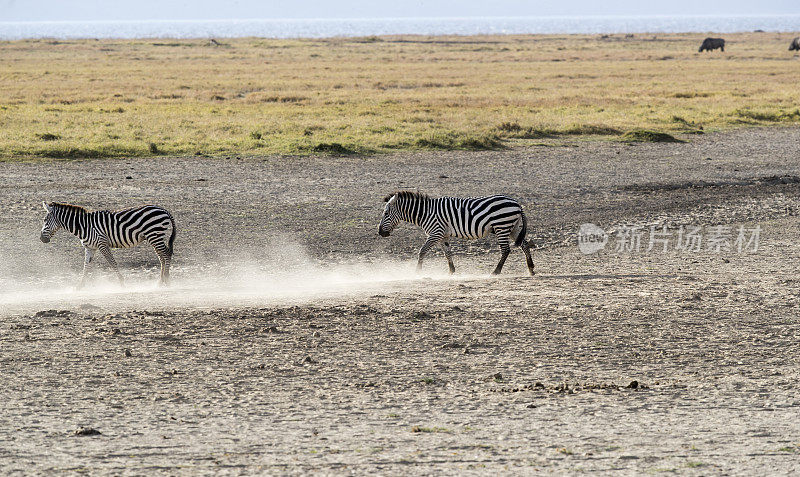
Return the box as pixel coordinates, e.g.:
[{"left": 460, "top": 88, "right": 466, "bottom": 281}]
[{"left": 1, "top": 127, "right": 800, "bottom": 474}]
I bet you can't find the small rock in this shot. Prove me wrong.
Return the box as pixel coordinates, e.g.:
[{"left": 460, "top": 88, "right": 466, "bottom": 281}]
[
  {"left": 265, "top": 326, "right": 279, "bottom": 333},
  {"left": 125, "top": 176, "right": 132, "bottom": 180},
  {"left": 626, "top": 380, "right": 639, "bottom": 389},
  {"left": 411, "top": 311, "right": 434, "bottom": 320},
  {"left": 35, "top": 309, "right": 72, "bottom": 318},
  {"left": 124, "top": 349, "right": 132, "bottom": 357},
  {"left": 74, "top": 427, "right": 101, "bottom": 436},
  {"left": 440, "top": 342, "right": 464, "bottom": 349},
  {"left": 526, "top": 403, "right": 537, "bottom": 408},
  {"left": 302, "top": 355, "right": 317, "bottom": 364},
  {"left": 492, "top": 373, "right": 503, "bottom": 381}
]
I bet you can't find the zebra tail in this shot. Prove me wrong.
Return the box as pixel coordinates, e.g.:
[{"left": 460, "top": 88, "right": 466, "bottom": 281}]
[
  {"left": 167, "top": 212, "right": 177, "bottom": 255},
  {"left": 514, "top": 211, "right": 528, "bottom": 247}
]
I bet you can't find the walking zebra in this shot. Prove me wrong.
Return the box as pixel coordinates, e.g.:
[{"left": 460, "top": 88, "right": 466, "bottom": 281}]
[
  {"left": 40, "top": 202, "right": 176, "bottom": 288},
  {"left": 378, "top": 191, "right": 534, "bottom": 275}
]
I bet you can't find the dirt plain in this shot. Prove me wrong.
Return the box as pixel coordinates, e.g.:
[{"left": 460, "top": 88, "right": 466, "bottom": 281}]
[{"left": 1, "top": 127, "right": 800, "bottom": 474}]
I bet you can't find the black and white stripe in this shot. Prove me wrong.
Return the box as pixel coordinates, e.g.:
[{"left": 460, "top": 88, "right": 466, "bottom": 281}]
[
  {"left": 40, "top": 202, "right": 176, "bottom": 287},
  {"left": 378, "top": 191, "right": 534, "bottom": 275}
]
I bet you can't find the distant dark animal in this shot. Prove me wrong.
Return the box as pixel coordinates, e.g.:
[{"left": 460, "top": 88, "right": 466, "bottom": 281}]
[
  {"left": 40, "top": 202, "right": 176, "bottom": 288},
  {"left": 699, "top": 38, "right": 725, "bottom": 52},
  {"left": 790, "top": 37, "right": 800, "bottom": 51},
  {"left": 378, "top": 191, "right": 534, "bottom": 276}
]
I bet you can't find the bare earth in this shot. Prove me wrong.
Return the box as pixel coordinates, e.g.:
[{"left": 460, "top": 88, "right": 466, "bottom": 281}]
[{"left": 2, "top": 128, "right": 800, "bottom": 475}]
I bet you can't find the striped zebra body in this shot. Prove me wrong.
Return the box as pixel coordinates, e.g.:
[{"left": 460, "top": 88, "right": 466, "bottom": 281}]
[
  {"left": 40, "top": 202, "right": 176, "bottom": 287},
  {"left": 378, "top": 191, "right": 534, "bottom": 275}
]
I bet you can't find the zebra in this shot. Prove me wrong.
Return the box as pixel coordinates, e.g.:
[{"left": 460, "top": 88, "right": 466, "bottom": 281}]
[
  {"left": 40, "top": 202, "right": 177, "bottom": 288},
  {"left": 378, "top": 191, "right": 534, "bottom": 276}
]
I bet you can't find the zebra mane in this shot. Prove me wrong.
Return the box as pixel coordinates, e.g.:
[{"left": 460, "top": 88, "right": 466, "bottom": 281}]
[
  {"left": 384, "top": 190, "right": 430, "bottom": 202},
  {"left": 49, "top": 202, "right": 89, "bottom": 214}
]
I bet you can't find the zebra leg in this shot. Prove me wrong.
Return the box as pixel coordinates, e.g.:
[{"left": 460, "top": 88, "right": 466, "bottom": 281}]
[
  {"left": 492, "top": 230, "right": 511, "bottom": 275},
  {"left": 521, "top": 240, "right": 535, "bottom": 276},
  {"left": 440, "top": 241, "right": 455, "bottom": 274},
  {"left": 77, "top": 247, "right": 95, "bottom": 289},
  {"left": 149, "top": 239, "right": 171, "bottom": 286},
  {"left": 99, "top": 245, "right": 125, "bottom": 286},
  {"left": 417, "top": 234, "right": 442, "bottom": 272}
]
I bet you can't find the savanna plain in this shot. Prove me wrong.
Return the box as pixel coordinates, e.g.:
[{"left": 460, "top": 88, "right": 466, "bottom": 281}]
[{"left": 1, "top": 33, "right": 800, "bottom": 475}]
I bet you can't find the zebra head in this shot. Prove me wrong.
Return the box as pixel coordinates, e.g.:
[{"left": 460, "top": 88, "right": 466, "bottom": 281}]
[
  {"left": 378, "top": 194, "right": 401, "bottom": 237},
  {"left": 40, "top": 202, "right": 60, "bottom": 243}
]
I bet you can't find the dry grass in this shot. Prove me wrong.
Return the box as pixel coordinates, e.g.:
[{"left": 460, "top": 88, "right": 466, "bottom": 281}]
[{"left": 1, "top": 32, "right": 799, "bottom": 158}]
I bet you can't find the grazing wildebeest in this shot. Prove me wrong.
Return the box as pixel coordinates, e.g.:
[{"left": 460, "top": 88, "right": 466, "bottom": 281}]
[
  {"left": 699, "top": 38, "right": 725, "bottom": 52},
  {"left": 40, "top": 202, "right": 177, "bottom": 288},
  {"left": 378, "top": 191, "right": 534, "bottom": 276},
  {"left": 790, "top": 37, "right": 800, "bottom": 51}
]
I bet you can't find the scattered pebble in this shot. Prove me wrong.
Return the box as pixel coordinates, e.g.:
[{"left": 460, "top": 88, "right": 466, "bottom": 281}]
[
  {"left": 124, "top": 349, "right": 132, "bottom": 357},
  {"left": 74, "top": 427, "right": 101, "bottom": 436},
  {"left": 34, "top": 310, "right": 72, "bottom": 318},
  {"left": 440, "top": 342, "right": 464, "bottom": 349}
]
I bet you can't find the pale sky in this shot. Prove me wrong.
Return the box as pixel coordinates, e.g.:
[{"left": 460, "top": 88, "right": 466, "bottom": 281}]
[{"left": 1, "top": 0, "right": 797, "bottom": 22}]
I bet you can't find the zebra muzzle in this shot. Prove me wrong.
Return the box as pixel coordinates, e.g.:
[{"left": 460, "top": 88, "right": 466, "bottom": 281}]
[{"left": 40, "top": 235, "right": 50, "bottom": 243}]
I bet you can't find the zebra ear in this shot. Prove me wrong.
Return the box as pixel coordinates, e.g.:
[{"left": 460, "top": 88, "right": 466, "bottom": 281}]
[
  {"left": 42, "top": 201, "right": 51, "bottom": 212},
  {"left": 383, "top": 194, "right": 393, "bottom": 202}
]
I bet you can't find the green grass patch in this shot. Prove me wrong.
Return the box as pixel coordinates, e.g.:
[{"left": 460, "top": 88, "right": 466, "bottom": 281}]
[
  {"left": 14, "top": 144, "right": 150, "bottom": 158},
  {"left": 1, "top": 33, "right": 799, "bottom": 158},
  {"left": 621, "top": 129, "right": 684, "bottom": 143},
  {"left": 733, "top": 108, "right": 800, "bottom": 122},
  {"left": 308, "top": 142, "right": 360, "bottom": 155},
  {"left": 411, "top": 132, "right": 504, "bottom": 151}
]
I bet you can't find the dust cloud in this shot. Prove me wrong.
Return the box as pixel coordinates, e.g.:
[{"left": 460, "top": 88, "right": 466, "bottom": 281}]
[{"left": 0, "top": 235, "right": 467, "bottom": 314}]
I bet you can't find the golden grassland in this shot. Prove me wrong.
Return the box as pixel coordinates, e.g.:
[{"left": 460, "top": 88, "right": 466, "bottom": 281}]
[{"left": 1, "top": 32, "right": 799, "bottom": 158}]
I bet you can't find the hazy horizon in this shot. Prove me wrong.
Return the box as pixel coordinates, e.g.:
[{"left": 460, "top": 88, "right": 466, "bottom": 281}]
[{"left": 1, "top": 0, "right": 797, "bottom": 22}]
